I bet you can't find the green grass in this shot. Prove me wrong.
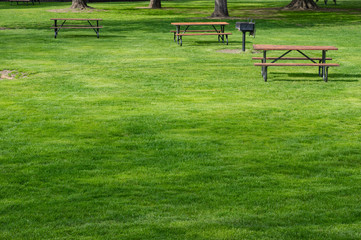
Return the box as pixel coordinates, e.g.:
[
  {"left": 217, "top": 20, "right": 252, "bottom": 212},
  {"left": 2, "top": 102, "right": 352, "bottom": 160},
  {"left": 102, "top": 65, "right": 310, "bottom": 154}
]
[{"left": 1, "top": 0, "right": 361, "bottom": 239}]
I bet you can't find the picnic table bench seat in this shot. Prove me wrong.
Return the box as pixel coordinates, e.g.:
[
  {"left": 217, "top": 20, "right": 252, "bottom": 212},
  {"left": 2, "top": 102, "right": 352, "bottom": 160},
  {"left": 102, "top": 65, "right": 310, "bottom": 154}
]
[
  {"left": 170, "top": 30, "right": 221, "bottom": 33},
  {"left": 252, "top": 57, "right": 332, "bottom": 61},
  {"left": 171, "top": 30, "right": 221, "bottom": 41},
  {"left": 171, "top": 22, "right": 230, "bottom": 46},
  {"left": 50, "top": 26, "right": 103, "bottom": 29},
  {"left": 254, "top": 63, "right": 339, "bottom": 67},
  {"left": 176, "top": 32, "right": 232, "bottom": 36},
  {"left": 176, "top": 32, "right": 231, "bottom": 46}
]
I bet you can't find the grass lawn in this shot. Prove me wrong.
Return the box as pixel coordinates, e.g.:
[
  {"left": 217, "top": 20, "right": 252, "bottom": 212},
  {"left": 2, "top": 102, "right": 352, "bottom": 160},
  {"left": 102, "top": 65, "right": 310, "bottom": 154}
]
[{"left": 0, "top": 0, "right": 361, "bottom": 239}]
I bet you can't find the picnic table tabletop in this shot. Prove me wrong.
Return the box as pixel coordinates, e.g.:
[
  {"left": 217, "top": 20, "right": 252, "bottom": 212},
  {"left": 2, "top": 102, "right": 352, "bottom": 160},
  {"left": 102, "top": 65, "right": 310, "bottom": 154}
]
[
  {"left": 51, "top": 18, "right": 103, "bottom": 21},
  {"left": 171, "top": 22, "right": 229, "bottom": 26},
  {"left": 253, "top": 44, "right": 338, "bottom": 51}
]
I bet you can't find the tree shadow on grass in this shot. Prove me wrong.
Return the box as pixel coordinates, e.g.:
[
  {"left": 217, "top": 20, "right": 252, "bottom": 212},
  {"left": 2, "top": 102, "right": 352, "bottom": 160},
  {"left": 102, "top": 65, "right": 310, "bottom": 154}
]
[{"left": 271, "top": 72, "right": 359, "bottom": 82}]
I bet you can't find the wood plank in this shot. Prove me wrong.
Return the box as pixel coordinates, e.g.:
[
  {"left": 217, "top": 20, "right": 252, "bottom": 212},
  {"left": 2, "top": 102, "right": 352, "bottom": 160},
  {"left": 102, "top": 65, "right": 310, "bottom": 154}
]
[
  {"left": 176, "top": 33, "right": 232, "bottom": 36},
  {"left": 253, "top": 44, "right": 338, "bottom": 51},
  {"left": 50, "top": 26, "right": 103, "bottom": 29},
  {"left": 52, "top": 25, "right": 102, "bottom": 27},
  {"left": 252, "top": 57, "right": 332, "bottom": 60},
  {"left": 254, "top": 63, "right": 340, "bottom": 67},
  {"left": 171, "top": 22, "right": 229, "bottom": 26},
  {"left": 171, "top": 30, "right": 221, "bottom": 33},
  {"left": 51, "top": 18, "right": 102, "bottom": 21}
]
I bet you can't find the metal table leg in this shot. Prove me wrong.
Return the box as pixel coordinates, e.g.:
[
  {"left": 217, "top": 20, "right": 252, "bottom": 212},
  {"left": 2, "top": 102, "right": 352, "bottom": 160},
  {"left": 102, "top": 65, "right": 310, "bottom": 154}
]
[
  {"left": 263, "top": 66, "right": 268, "bottom": 82},
  {"left": 54, "top": 20, "right": 57, "bottom": 38},
  {"left": 261, "top": 50, "right": 267, "bottom": 77},
  {"left": 321, "top": 50, "right": 326, "bottom": 79},
  {"left": 97, "top": 20, "right": 99, "bottom": 38},
  {"left": 176, "top": 25, "right": 180, "bottom": 45}
]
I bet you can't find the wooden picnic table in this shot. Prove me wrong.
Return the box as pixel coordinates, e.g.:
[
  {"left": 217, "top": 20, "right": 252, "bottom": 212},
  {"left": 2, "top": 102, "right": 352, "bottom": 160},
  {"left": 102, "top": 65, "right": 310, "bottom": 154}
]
[
  {"left": 50, "top": 18, "right": 103, "bottom": 38},
  {"left": 170, "top": 22, "right": 232, "bottom": 46},
  {"left": 252, "top": 44, "right": 339, "bottom": 82}
]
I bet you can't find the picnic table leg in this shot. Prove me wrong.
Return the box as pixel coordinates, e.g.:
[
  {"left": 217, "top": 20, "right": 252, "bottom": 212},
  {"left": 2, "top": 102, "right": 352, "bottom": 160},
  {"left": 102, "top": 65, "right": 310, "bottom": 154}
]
[
  {"left": 321, "top": 50, "right": 326, "bottom": 80},
  {"left": 326, "top": 67, "right": 329, "bottom": 82},
  {"left": 217, "top": 25, "right": 225, "bottom": 43},
  {"left": 176, "top": 26, "right": 180, "bottom": 45},
  {"left": 54, "top": 20, "right": 58, "bottom": 38},
  {"left": 212, "top": 25, "right": 221, "bottom": 42},
  {"left": 263, "top": 51, "right": 268, "bottom": 82},
  {"left": 221, "top": 25, "right": 225, "bottom": 43},
  {"left": 263, "top": 66, "right": 268, "bottom": 82},
  {"left": 97, "top": 20, "right": 99, "bottom": 38},
  {"left": 261, "top": 50, "right": 266, "bottom": 77},
  {"left": 323, "top": 67, "right": 329, "bottom": 82}
]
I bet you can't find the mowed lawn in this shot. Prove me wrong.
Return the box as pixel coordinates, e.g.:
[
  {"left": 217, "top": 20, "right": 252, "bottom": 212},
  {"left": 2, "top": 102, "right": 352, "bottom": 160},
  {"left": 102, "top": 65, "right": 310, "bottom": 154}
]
[{"left": 0, "top": 0, "right": 360, "bottom": 239}]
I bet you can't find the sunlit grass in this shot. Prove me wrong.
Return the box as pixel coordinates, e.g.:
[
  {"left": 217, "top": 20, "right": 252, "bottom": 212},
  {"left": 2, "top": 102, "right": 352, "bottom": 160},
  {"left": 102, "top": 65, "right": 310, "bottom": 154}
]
[{"left": 0, "top": 0, "right": 361, "bottom": 239}]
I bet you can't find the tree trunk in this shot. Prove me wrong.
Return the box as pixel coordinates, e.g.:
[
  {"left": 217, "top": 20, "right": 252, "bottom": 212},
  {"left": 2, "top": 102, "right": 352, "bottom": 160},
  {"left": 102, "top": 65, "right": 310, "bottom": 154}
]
[
  {"left": 211, "top": 0, "right": 229, "bottom": 17},
  {"left": 149, "top": 0, "right": 161, "bottom": 9},
  {"left": 285, "top": 0, "right": 319, "bottom": 9},
  {"left": 70, "top": 0, "right": 91, "bottom": 10}
]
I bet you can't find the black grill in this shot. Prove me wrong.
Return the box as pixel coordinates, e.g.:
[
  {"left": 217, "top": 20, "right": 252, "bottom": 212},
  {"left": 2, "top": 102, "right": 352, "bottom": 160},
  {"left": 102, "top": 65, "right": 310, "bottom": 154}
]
[{"left": 236, "top": 20, "right": 256, "bottom": 51}]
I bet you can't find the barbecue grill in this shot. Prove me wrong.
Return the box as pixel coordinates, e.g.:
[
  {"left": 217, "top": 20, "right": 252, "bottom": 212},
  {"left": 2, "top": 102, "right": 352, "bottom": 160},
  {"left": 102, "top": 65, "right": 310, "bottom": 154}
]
[{"left": 236, "top": 20, "right": 255, "bottom": 52}]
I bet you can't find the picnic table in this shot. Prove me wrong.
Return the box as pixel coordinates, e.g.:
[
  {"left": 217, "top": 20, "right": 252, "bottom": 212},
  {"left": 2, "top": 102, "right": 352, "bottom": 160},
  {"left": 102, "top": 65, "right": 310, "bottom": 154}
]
[
  {"left": 50, "top": 18, "right": 103, "bottom": 38},
  {"left": 252, "top": 44, "right": 339, "bottom": 82},
  {"left": 170, "top": 22, "right": 232, "bottom": 46}
]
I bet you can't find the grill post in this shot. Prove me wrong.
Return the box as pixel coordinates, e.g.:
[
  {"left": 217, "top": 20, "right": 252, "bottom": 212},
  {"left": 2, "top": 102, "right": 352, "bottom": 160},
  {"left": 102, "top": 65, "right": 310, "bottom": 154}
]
[
  {"left": 242, "top": 31, "right": 246, "bottom": 52},
  {"left": 236, "top": 20, "right": 255, "bottom": 52}
]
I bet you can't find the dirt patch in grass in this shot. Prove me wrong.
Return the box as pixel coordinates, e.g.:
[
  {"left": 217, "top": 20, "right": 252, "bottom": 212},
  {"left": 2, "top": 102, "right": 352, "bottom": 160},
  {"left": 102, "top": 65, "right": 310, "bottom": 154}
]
[
  {"left": 0, "top": 70, "right": 27, "bottom": 80},
  {"left": 216, "top": 49, "right": 243, "bottom": 54},
  {"left": 216, "top": 49, "right": 262, "bottom": 54},
  {"left": 0, "top": 27, "right": 11, "bottom": 30}
]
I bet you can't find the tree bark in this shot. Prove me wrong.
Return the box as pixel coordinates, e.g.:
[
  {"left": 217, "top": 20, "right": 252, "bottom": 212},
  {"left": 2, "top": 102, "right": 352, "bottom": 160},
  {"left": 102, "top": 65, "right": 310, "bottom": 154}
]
[
  {"left": 70, "top": 0, "right": 91, "bottom": 10},
  {"left": 149, "top": 0, "right": 161, "bottom": 9},
  {"left": 211, "top": 0, "right": 229, "bottom": 17},
  {"left": 285, "top": 0, "right": 319, "bottom": 10}
]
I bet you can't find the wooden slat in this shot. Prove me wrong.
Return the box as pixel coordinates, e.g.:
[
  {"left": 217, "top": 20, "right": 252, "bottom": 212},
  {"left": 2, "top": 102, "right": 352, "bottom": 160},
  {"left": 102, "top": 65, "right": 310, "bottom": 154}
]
[
  {"left": 170, "top": 30, "right": 220, "bottom": 33},
  {"left": 254, "top": 63, "right": 340, "bottom": 67},
  {"left": 51, "top": 18, "right": 102, "bottom": 21},
  {"left": 50, "top": 26, "right": 103, "bottom": 29},
  {"left": 176, "top": 33, "right": 232, "bottom": 36},
  {"left": 171, "top": 22, "right": 229, "bottom": 26},
  {"left": 52, "top": 25, "right": 102, "bottom": 27},
  {"left": 253, "top": 44, "right": 338, "bottom": 51},
  {"left": 252, "top": 57, "right": 332, "bottom": 60}
]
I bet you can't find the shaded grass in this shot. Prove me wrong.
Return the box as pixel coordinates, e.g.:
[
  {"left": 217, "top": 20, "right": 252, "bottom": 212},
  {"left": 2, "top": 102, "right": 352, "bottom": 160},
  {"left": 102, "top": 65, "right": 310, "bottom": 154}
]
[{"left": 1, "top": 0, "right": 361, "bottom": 239}]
